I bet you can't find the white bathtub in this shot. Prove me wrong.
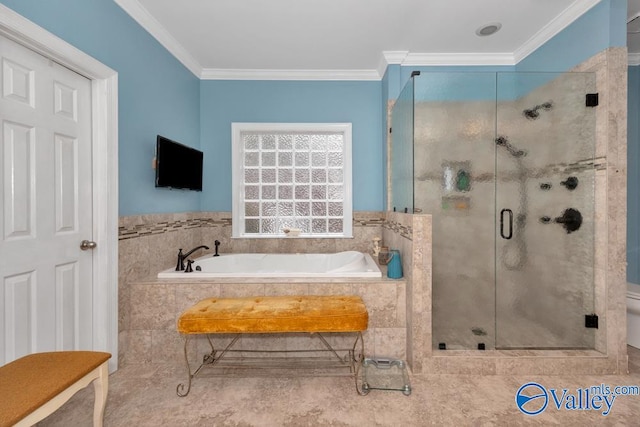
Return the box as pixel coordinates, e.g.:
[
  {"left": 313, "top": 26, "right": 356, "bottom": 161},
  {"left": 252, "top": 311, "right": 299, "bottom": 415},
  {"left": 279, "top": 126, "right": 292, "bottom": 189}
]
[{"left": 157, "top": 251, "right": 382, "bottom": 279}]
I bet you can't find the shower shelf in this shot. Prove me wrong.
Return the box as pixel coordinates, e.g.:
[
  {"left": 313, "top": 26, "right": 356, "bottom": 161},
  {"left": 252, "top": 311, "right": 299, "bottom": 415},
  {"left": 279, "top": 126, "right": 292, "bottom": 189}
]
[{"left": 441, "top": 196, "right": 470, "bottom": 212}]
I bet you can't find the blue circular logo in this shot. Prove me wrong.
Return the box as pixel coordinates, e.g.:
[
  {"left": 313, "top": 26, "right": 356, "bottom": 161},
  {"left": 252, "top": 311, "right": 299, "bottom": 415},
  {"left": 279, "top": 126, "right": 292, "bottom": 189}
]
[{"left": 516, "top": 382, "right": 548, "bottom": 416}]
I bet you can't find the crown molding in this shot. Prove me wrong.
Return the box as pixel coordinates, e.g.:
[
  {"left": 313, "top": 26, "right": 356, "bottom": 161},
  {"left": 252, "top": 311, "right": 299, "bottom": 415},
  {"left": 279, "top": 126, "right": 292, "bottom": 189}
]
[
  {"left": 402, "top": 52, "right": 515, "bottom": 66},
  {"left": 513, "top": 0, "right": 601, "bottom": 63},
  {"left": 378, "top": 51, "right": 409, "bottom": 77},
  {"left": 113, "top": 0, "right": 202, "bottom": 77},
  {"left": 0, "top": 4, "right": 116, "bottom": 78},
  {"left": 630, "top": 53, "right": 640, "bottom": 66},
  {"left": 200, "top": 68, "right": 381, "bottom": 81},
  {"left": 114, "top": 0, "right": 602, "bottom": 79},
  {"left": 382, "top": 51, "right": 410, "bottom": 65}
]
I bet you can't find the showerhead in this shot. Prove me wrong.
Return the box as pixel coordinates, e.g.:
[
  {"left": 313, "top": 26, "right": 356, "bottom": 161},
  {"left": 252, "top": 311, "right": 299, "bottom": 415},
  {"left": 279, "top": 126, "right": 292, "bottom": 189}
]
[
  {"left": 523, "top": 101, "right": 553, "bottom": 120},
  {"left": 495, "top": 135, "right": 527, "bottom": 158},
  {"left": 495, "top": 136, "right": 507, "bottom": 146}
]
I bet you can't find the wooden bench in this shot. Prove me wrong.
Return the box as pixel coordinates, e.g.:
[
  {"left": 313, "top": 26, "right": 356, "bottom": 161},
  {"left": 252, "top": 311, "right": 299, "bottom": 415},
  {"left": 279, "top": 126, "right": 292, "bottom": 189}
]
[
  {"left": 176, "top": 295, "right": 368, "bottom": 396},
  {"left": 0, "top": 351, "right": 111, "bottom": 427}
]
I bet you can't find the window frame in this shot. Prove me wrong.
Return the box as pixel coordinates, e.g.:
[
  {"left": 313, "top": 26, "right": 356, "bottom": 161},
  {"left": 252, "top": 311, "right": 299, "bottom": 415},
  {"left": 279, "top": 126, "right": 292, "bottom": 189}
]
[{"left": 231, "top": 122, "right": 353, "bottom": 238}]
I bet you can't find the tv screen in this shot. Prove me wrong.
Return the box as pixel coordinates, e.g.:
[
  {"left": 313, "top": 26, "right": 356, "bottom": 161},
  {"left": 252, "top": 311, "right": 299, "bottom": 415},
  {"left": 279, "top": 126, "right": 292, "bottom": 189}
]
[{"left": 155, "top": 135, "right": 203, "bottom": 191}]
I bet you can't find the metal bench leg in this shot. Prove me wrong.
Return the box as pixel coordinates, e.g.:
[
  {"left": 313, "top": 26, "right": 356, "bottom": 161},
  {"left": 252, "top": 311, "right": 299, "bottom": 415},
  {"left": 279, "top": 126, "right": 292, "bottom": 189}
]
[
  {"left": 177, "top": 334, "right": 242, "bottom": 397},
  {"left": 202, "top": 334, "right": 240, "bottom": 368},
  {"left": 202, "top": 334, "right": 216, "bottom": 364},
  {"left": 176, "top": 336, "right": 193, "bottom": 397},
  {"left": 352, "top": 332, "right": 369, "bottom": 396}
]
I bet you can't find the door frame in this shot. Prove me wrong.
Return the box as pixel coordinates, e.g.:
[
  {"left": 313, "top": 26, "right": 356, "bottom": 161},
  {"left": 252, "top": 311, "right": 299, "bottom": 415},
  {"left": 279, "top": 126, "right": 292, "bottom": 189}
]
[{"left": 0, "top": 5, "right": 119, "bottom": 371}]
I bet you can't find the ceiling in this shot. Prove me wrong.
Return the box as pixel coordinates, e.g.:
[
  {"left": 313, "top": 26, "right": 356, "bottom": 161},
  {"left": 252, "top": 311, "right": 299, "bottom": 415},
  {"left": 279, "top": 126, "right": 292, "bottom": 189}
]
[{"left": 115, "top": 0, "right": 637, "bottom": 79}]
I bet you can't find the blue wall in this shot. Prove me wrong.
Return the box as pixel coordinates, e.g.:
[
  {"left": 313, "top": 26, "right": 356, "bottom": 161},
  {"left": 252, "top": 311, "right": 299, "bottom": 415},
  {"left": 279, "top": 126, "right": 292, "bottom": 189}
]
[
  {"left": 629, "top": 66, "right": 640, "bottom": 284},
  {"left": 517, "top": 0, "right": 627, "bottom": 72},
  {"left": 0, "top": 0, "right": 201, "bottom": 216},
  {"left": 1, "top": 0, "right": 626, "bottom": 218},
  {"left": 200, "top": 80, "right": 383, "bottom": 211}
]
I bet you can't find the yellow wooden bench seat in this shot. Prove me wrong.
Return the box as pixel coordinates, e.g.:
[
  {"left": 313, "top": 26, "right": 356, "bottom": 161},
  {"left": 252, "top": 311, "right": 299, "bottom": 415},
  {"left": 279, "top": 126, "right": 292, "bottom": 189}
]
[
  {"left": 0, "top": 351, "right": 111, "bottom": 427},
  {"left": 178, "top": 295, "right": 369, "bottom": 334}
]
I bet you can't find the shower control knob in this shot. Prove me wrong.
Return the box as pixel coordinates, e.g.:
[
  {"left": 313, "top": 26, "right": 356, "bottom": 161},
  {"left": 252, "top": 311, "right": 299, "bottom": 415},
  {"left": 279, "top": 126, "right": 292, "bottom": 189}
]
[
  {"left": 554, "top": 208, "right": 582, "bottom": 233},
  {"left": 560, "top": 176, "right": 578, "bottom": 190}
]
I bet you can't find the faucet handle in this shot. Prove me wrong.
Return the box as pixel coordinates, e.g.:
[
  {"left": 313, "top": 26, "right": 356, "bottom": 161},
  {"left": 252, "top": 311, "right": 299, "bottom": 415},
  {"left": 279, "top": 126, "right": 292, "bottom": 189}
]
[
  {"left": 185, "top": 259, "right": 194, "bottom": 273},
  {"left": 175, "top": 249, "right": 184, "bottom": 271}
]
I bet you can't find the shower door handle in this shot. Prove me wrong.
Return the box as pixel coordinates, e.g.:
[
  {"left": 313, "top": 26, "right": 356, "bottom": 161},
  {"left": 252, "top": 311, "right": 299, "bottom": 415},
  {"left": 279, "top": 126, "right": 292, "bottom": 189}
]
[{"left": 500, "top": 209, "right": 513, "bottom": 240}]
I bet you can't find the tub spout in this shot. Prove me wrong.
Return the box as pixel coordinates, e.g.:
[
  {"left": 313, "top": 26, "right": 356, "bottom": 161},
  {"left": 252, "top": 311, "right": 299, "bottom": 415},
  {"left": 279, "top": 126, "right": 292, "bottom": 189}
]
[{"left": 175, "top": 245, "right": 210, "bottom": 271}]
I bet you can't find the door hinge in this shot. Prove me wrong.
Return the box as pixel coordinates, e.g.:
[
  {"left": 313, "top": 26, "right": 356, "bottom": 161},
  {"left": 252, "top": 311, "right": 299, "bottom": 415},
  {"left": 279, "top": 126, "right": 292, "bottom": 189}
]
[
  {"left": 586, "top": 93, "right": 599, "bottom": 107},
  {"left": 585, "top": 313, "right": 598, "bottom": 328}
]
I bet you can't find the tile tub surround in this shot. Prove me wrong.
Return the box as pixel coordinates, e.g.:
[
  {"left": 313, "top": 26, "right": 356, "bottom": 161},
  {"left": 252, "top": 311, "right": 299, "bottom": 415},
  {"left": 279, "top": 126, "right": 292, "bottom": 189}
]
[
  {"left": 124, "top": 278, "right": 406, "bottom": 367},
  {"left": 383, "top": 212, "right": 432, "bottom": 374},
  {"left": 574, "top": 47, "right": 629, "bottom": 372},
  {"left": 118, "top": 211, "right": 387, "bottom": 365}
]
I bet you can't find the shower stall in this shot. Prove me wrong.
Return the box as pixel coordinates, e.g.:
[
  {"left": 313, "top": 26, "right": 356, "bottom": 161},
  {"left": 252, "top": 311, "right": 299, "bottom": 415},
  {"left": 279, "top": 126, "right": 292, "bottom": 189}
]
[{"left": 391, "top": 71, "right": 599, "bottom": 350}]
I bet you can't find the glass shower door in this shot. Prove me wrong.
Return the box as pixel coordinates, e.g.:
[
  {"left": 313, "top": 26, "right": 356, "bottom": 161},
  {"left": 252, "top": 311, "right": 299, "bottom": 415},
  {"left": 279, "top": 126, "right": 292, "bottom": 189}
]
[
  {"left": 391, "top": 78, "right": 415, "bottom": 213},
  {"left": 412, "top": 73, "right": 498, "bottom": 350},
  {"left": 495, "top": 72, "right": 597, "bottom": 349}
]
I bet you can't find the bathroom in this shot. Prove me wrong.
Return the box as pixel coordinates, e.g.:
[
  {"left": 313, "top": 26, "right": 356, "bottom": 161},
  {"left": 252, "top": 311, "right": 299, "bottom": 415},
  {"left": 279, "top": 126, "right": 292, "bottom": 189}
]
[
  {"left": 119, "top": 12, "right": 629, "bottom": 375},
  {"left": 0, "top": 0, "right": 637, "bottom": 385}
]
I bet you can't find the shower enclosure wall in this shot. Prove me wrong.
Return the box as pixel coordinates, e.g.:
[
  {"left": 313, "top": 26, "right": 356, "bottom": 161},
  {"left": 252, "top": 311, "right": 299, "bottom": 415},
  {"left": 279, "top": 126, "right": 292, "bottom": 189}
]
[{"left": 391, "top": 71, "right": 600, "bottom": 351}]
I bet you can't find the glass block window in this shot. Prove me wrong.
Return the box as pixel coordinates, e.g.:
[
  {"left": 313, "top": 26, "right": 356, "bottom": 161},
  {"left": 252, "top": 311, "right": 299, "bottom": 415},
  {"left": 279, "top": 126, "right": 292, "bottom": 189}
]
[{"left": 232, "top": 123, "right": 352, "bottom": 238}]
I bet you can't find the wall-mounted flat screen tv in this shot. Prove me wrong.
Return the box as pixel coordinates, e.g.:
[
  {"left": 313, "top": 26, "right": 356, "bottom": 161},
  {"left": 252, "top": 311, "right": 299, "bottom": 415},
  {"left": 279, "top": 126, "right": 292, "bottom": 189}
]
[{"left": 155, "top": 135, "right": 203, "bottom": 191}]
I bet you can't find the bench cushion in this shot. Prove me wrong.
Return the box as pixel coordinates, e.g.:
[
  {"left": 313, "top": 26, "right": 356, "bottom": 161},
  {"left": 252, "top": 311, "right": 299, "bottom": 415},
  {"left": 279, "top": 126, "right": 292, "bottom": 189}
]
[
  {"left": 0, "top": 351, "right": 111, "bottom": 427},
  {"left": 178, "top": 295, "right": 368, "bottom": 334}
]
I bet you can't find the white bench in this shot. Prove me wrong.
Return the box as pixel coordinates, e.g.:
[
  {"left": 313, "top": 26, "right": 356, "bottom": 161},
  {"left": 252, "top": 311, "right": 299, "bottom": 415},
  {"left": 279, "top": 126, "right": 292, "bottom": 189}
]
[{"left": 0, "top": 351, "right": 111, "bottom": 427}]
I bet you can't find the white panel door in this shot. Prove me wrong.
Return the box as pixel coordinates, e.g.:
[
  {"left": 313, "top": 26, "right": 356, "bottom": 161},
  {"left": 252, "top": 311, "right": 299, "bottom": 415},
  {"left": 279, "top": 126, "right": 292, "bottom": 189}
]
[{"left": 0, "top": 35, "right": 93, "bottom": 364}]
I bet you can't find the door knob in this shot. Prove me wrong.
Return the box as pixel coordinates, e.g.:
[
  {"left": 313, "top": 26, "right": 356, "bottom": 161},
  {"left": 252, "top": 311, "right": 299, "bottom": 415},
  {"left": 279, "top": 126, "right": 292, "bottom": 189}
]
[{"left": 80, "top": 240, "right": 97, "bottom": 250}]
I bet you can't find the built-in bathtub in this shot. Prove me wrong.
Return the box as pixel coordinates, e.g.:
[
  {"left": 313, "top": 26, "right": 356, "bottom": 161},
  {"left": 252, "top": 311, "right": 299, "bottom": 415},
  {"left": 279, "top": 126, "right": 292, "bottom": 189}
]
[{"left": 157, "top": 251, "right": 382, "bottom": 279}]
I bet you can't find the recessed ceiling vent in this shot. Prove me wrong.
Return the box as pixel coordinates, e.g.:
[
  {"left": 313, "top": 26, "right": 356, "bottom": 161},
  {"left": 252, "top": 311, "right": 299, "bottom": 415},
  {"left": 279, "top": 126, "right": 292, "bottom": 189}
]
[{"left": 475, "top": 22, "right": 502, "bottom": 37}]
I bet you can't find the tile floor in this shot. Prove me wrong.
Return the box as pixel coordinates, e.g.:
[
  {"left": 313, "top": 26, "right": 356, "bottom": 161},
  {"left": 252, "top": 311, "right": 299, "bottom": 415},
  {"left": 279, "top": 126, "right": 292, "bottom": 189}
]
[{"left": 38, "top": 346, "right": 640, "bottom": 426}]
